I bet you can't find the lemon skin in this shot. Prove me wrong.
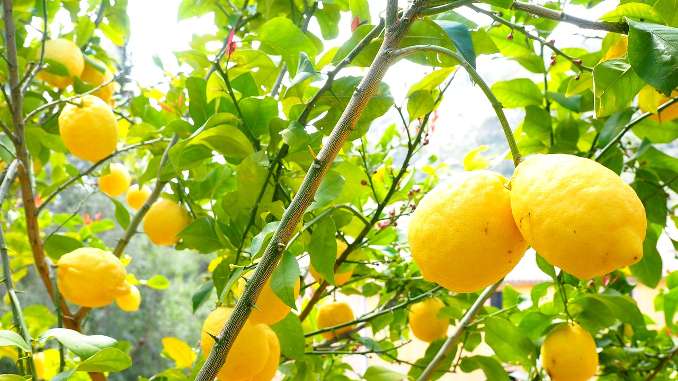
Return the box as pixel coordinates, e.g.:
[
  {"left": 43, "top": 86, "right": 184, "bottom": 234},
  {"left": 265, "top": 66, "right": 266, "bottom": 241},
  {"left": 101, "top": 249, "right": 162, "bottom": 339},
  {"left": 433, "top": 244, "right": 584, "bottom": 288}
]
[
  {"left": 409, "top": 297, "right": 448, "bottom": 342},
  {"left": 249, "top": 278, "right": 300, "bottom": 325},
  {"left": 408, "top": 170, "right": 528, "bottom": 292},
  {"left": 143, "top": 199, "right": 191, "bottom": 246},
  {"left": 200, "top": 307, "right": 272, "bottom": 381},
  {"left": 99, "top": 163, "right": 131, "bottom": 197},
  {"left": 58, "top": 95, "right": 118, "bottom": 162},
  {"left": 126, "top": 184, "right": 152, "bottom": 210},
  {"left": 317, "top": 301, "right": 356, "bottom": 340},
  {"left": 510, "top": 154, "right": 646, "bottom": 280},
  {"left": 541, "top": 323, "right": 598, "bottom": 381},
  {"left": 37, "top": 39, "right": 85, "bottom": 89},
  {"left": 56, "top": 248, "right": 130, "bottom": 307},
  {"left": 115, "top": 285, "right": 141, "bottom": 312}
]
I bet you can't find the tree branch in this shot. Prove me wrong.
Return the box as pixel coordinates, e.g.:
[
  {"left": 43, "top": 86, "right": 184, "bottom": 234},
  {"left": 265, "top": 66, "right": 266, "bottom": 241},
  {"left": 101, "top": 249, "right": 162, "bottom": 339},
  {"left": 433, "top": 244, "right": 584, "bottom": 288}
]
[
  {"left": 0, "top": 160, "right": 37, "bottom": 380},
  {"left": 19, "top": 0, "right": 47, "bottom": 94},
  {"left": 36, "top": 137, "right": 165, "bottom": 214},
  {"left": 391, "top": 44, "right": 521, "bottom": 165},
  {"left": 468, "top": 4, "right": 592, "bottom": 72},
  {"left": 305, "top": 286, "right": 442, "bottom": 338},
  {"left": 594, "top": 98, "right": 678, "bottom": 161},
  {"left": 512, "top": 1, "right": 628, "bottom": 34},
  {"left": 416, "top": 281, "right": 501, "bottom": 381},
  {"left": 193, "top": 2, "right": 430, "bottom": 380}
]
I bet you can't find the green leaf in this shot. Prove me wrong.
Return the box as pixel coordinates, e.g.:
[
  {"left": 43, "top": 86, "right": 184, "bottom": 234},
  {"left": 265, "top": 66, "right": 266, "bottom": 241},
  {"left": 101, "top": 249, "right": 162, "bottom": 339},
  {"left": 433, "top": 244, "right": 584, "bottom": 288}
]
[
  {"left": 349, "top": 0, "right": 370, "bottom": 22},
  {"left": 0, "top": 330, "right": 31, "bottom": 352},
  {"left": 463, "top": 145, "right": 491, "bottom": 171},
  {"left": 600, "top": 3, "right": 662, "bottom": 24},
  {"left": 271, "top": 313, "right": 305, "bottom": 360},
  {"left": 0, "top": 375, "right": 25, "bottom": 381},
  {"left": 653, "top": 0, "right": 678, "bottom": 27},
  {"left": 316, "top": 4, "right": 341, "bottom": 39},
  {"left": 258, "top": 17, "right": 318, "bottom": 76},
  {"left": 77, "top": 347, "right": 132, "bottom": 372},
  {"left": 522, "top": 106, "right": 552, "bottom": 143},
  {"left": 239, "top": 97, "right": 278, "bottom": 138},
  {"left": 484, "top": 317, "right": 535, "bottom": 368},
  {"left": 271, "top": 251, "right": 301, "bottom": 309},
  {"left": 407, "top": 90, "right": 436, "bottom": 120},
  {"left": 289, "top": 53, "right": 319, "bottom": 88},
  {"left": 145, "top": 274, "right": 171, "bottom": 290},
  {"left": 44, "top": 234, "right": 83, "bottom": 260},
  {"left": 630, "top": 224, "right": 663, "bottom": 287},
  {"left": 400, "top": 19, "right": 458, "bottom": 67},
  {"left": 179, "top": 217, "right": 224, "bottom": 253},
  {"left": 364, "top": 365, "right": 404, "bottom": 381},
  {"left": 192, "top": 282, "right": 214, "bottom": 313},
  {"left": 310, "top": 170, "right": 345, "bottom": 210},
  {"left": 332, "top": 24, "right": 382, "bottom": 67},
  {"left": 593, "top": 59, "right": 644, "bottom": 117},
  {"left": 407, "top": 67, "right": 456, "bottom": 95},
  {"left": 187, "top": 123, "right": 254, "bottom": 163},
  {"left": 111, "top": 198, "right": 130, "bottom": 229},
  {"left": 186, "top": 77, "right": 209, "bottom": 127},
  {"left": 434, "top": 20, "right": 476, "bottom": 68},
  {"left": 487, "top": 25, "right": 544, "bottom": 73},
  {"left": 535, "top": 254, "right": 556, "bottom": 278},
  {"left": 309, "top": 218, "right": 337, "bottom": 285},
  {"left": 460, "top": 356, "right": 510, "bottom": 381},
  {"left": 627, "top": 20, "right": 678, "bottom": 95},
  {"left": 41, "top": 328, "right": 117, "bottom": 358},
  {"left": 492, "top": 78, "right": 542, "bottom": 108}
]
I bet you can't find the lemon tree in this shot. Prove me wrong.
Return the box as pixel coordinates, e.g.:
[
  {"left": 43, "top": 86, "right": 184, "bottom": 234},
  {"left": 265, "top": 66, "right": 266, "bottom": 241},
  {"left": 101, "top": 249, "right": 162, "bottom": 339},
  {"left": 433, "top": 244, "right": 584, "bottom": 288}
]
[{"left": 0, "top": 0, "right": 677, "bottom": 381}]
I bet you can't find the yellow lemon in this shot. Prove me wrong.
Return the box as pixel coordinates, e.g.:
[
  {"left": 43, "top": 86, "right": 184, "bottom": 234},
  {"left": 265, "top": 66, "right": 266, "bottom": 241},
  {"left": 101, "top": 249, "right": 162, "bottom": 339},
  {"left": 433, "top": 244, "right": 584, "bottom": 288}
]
[
  {"left": 249, "top": 327, "right": 281, "bottom": 381},
  {"left": 33, "top": 351, "right": 45, "bottom": 379},
  {"left": 317, "top": 301, "right": 355, "bottom": 340},
  {"left": 115, "top": 284, "right": 141, "bottom": 312},
  {"left": 58, "top": 95, "right": 118, "bottom": 162},
  {"left": 81, "top": 57, "right": 116, "bottom": 104},
  {"left": 143, "top": 199, "right": 191, "bottom": 245},
  {"left": 32, "top": 349, "right": 59, "bottom": 380},
  {"left": 408, "top": 298, "right": 448, "bottom": 342},
  {"left": 200, "top": 307, "right": 271, "bottom": 381},
  {"left": 408, "top": 171, "right": 527, "bottom": 292},
  {"left": 37, "top": 39, "right": 84, "bottom": 88},
  {"left": 98, "top": 163, "right": 131, "bottom": 197},
  {"left": 249, "top": 278, "right": 301, "bottom": 325},
  {"left": 126, "top": 184, "right": 152, "bottom": 210},
  {"left": 56, "top": 248, "right": 130, "bottom": 307},
  {"left": 309, "top": 240, "right": 354, "bottom": 286},
  {"left": 541, "top": 323, "right": 598, "bottom": 381},
  {"left": 510, "top": 154, "right": 646, "bottom": 279}
]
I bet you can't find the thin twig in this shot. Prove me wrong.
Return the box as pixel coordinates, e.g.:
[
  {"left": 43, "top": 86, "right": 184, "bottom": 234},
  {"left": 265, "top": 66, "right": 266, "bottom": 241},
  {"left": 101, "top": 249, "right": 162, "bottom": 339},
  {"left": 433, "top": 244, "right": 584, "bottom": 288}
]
[
  {"left": 416, "top": 281, "right": 501, "bottom": 381},
  {"left": 20, "top": 0, "right": 48, "bottom": 93},
  {"left": 36, "top": 137, "right": 165, "bottom": 214},
  {"left": 594, "top": 98, "right": 678, "bottom": 161},
  {"left": 391, "top": 44, "right": 521, "bottom": 165},
  {"left": 512, "top": 1, "right": 628, "bottom": 33}
]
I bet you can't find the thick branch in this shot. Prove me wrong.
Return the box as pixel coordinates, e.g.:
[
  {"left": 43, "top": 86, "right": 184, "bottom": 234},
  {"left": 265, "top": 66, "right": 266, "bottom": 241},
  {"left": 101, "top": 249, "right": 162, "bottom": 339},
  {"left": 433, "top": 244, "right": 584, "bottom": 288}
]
[
  {"left": 594, "top": 98, "right": 678, "bottom": 161},
  {"left": 416, "top": 281, "right": 501, "bottom": 381},
  {"left": 392, "top": 45, "right": 521, "bottom": 165},
  {"left": 512, "top": 1, "right": 628, "bottom": 34},
  {"left": 193, "top": 2, "right": 429, "bottom": 380},
  {"left": 36, "top": 138, "right": 165, "bottom": 214}
]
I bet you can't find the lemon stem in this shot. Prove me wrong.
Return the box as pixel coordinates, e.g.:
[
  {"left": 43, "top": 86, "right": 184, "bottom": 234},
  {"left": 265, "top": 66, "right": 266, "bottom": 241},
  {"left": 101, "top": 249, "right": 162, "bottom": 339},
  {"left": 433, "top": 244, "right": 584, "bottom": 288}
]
[{"left": 555, "top": 270, "right": 574, "bottom": 322}]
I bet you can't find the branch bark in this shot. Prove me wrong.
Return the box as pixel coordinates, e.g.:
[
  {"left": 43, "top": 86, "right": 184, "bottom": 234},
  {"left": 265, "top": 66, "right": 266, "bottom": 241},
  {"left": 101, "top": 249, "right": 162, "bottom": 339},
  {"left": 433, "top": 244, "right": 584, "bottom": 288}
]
[
  {"left": 416, "top": 281, "right": 501, "bottom": 381},
  {"left": 193, "top": 2, "right": 429, "bottom": 380},
  {"left": 512, "top": 1, "right": 628, "bottom": 34}
]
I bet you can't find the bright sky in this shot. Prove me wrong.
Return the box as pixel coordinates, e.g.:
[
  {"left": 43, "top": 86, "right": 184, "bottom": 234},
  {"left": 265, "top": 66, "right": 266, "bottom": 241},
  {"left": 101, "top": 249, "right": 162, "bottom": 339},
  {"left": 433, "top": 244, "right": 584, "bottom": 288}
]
[{"left": 125, "top": 1, "right": 676, "bottom": 280}]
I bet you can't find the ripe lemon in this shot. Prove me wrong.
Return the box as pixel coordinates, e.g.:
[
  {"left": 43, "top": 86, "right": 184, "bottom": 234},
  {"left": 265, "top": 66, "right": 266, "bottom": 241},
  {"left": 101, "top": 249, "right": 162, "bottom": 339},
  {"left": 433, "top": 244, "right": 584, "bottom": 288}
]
[
  {"left": 126, "top": 184, "right": 152, "bottom": 210},
  {"left": 56, "top": 248, "right": 130, "bottom": 307},
  {"left": 115, "top": 284, "right": 141, "bottom": 312},
  {"left": 58, "top": 95, "right": 118, "bottom": 162},
  {"left": 249, "top": 327, "right": 281, "bottom": 381},
  {"left": 81, "top": 57, "right": 116, "bottom": 104},
  {"left": 309, "top": 240, "right": 354, "bottom": 286},
  {"left": 408, "top": 171, "right": 528, "bottom": 292},
  {"left": 317, "top": 301, "right": 356, "bottom": 340},
  {"left": 408, "top": 298, "right": 448, "bottom": 342},
  {"left": 510, "top": 154, "right": 646, "bottom": 279},
  {"left": 541, "top": 323, "right": 598, "bottom": 381},
  {"left": 143, "top": 199, "right": 191, "bottom": 245},
  {"left": 34, "top": 351, "right": 45, "bottom": 379},
  {"left": 200, "top": 307, "right": 271, "bottom": 381},
  {"left": 37, "top": 39, "right": 84, "bottom": 88},
  {"left": 98, "top": 163, "right": 131, "bottom": 197},
  {"left": 249, "top": 278, "right": 301, "bottom": 325}
]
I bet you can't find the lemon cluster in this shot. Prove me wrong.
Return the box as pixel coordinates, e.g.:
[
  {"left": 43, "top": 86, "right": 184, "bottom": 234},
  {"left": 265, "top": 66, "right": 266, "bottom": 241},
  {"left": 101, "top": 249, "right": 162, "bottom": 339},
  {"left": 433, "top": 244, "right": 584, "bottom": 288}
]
[{"left": 408, "top": 153, "right": 645, "bottom": 291}]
